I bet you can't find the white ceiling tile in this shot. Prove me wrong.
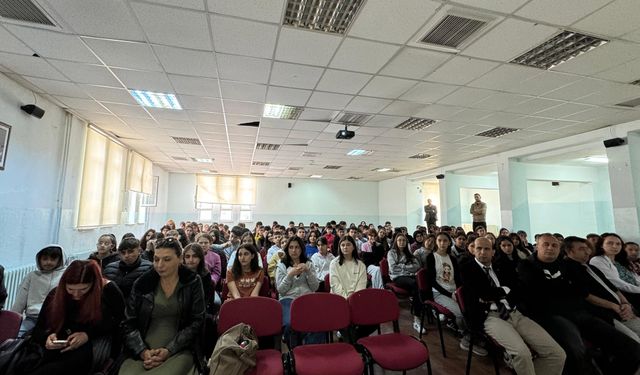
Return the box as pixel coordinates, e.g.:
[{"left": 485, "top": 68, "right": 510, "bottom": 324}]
[
  {"left": 573, "top": 0, "right": 640, "bottom": 37},
  {"left": 142, "top": 0, "right": 205, "bottom": 10},
  {"left": 208, "top": 0, "right": 285, "bottom": 23},
  {"left": 516, "top": 0, "right": 611, "bottom": 26},
  {"left": 413, "top": 104, "right": 463, "bottom": 120},
  {"left": 148, "top": 108, "right": 190, "bottom": 121},
  {"left": 131, "top": 2, "right": 211, "bottom": 50},
  {"left": 298, "top": 108, "right": 338, "bottom": 121},
  {"left": 447, "top": 108, "right": 493, "bottom": 122},
  {"left": 23, "top": 76, "right": 88, "bottom": 97},
  {"left": 425, "top": 56, "right": 499, "bottom": 85},
  {"left": 552, "top": 41, "right": 640, "bottom": 76},
  {"left": 360, "top": 76, "right": 416, "bottom": 99},
  {"left": 101, "top": 103, "right": 150, "bottom": 118},
  {"left": 438, "top": 87, "right": 498, "bottom": 106},
  {"left": 223, "top": 100, "right": 264, "bottom": 116},
  {"left": 596, "top": 58, "right": 640, "bottom": 83},
  {"left": 124, "top": 117, "right": 159, "bottom": 128},
  {"left": 379, "top": 47, "right": 451, "bottom": 79},
  {"left": 543, "top": 78, "right": 609, "bottom": 101},
  {"left": 315, "top": 69, "right": 372, "bottom": 95},
  {"left": 505, "top": 97, "right": 565, "bottom": 115},
  {"left": 266, "top": 86, "right": 312, "bottom": 106},
  {"left": 48, "top": 60, "right": 120, "bottom": 86},
  {"left": 275, "top": 27, "right": 342, "bottom": 66},
  {"left": 112, "top": 68, "right": 173, "bottom": 92},
  {"left": 0, "top": 26, "right": 33, "bottom": 55},
  {"left": 0, "top": 52, "right": 67, "bottom": 80},
  {"left": 216, "top": 54, "right": 271, "bottom": 84},
  {"left": 576, "top": 82, "right": 640, "bottom": 106},
  {"left": 471, "top": 92, "right": 530, "bottom": 111},
  {"left": 153, "top": 45, "right": 217, "bottom": 77},
  {"left": 270, "top": 62, "right": 324, "bottom": 89},
  {"left": 469, "top": 63, "right": 540, "bottom": 91},
  {"left": 478, "top": 112, "right": 525, "bottom": 127},
  {"left": 380, "top": 101, "right": 426, "bottom": 116},
  {"left": 168, "top": 74, "right": 220, "bottom": 97},
  {"left": 306, "top": 92, "right": 353, "bottom": 110},
  {"left": 535, "top": 102, "right": 595, "bottom": 119},
  {"left": 345, "top": 96, "right": 393, "bottom": 113},
  {"left": 462, "top": 19, "right": 557, "bottom": 61},
  {"left": 444, "top": 0, "right": 528, "bottom": 14},
  {"left": 399, "top": 82, "right": 458, "bottom": 103},
  {"left": 49, "top": 0, "right": 145, "bottom": 41},
  {"left": 55, "top": 96, "right": 105, "bottom": 112},
  {"left": 623, "top": 28, "right": 640, "bottom": 43},
  {"left": 329, "top": 38, "right": 401, "bottom": 74},
  {"left": 5, "top": 25, "right": 98, "bottom": 64},
  {"left": 219, "top": 81, "right": 267, "bottom": 102},
  {"left": 211, "top": 15, "right": 278, "bottom": 59},
  {"left": 348, "top": 0, "right": 440, "bottom": 44},
  {"left": 354, "top": 126, "right": 388, "bottom": 136},
  {"left": 506, "top": 71, "right": 581, "bottom": 96},
  {"left": 366, "top": 115, "right": 407, "bottom": 128},
  {"left": 178, "top": 95, "right": 223, "bottom": 112},
  {"left": 83, "top": 38, "right": 162, "bottom": 71},
  {"left": 83, "top": 85, "right": 138, "bottom": 104}
]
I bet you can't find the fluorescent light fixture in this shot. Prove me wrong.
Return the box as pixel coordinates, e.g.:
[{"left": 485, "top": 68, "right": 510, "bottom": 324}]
[
  {"left": 583, "top": 156, "right": 608, "bottom": 163},
  {"left": 192, "top": 158, "right": 213, "bottom": 163},
  {"left": 283, "top": 0, "right": 365, "bottom": 35},
  {"left": 375, "top": 168, "right": 391, "bottom": 172},
  {"left": 263, "top": 104, "right": 303, "bottom": 119},
  {"left": 129, "top": 89, "right": 182, "bottom": 109},
  {"left": 310, "top": 175, "right": 323, "bottom": 178},
  {"left": 347, "top": 149, "right": 374, "bottom": 156}
]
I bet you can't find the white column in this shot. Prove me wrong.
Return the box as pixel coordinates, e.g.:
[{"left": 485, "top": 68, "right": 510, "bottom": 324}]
[
  {"left": 605, "top": 136, "right": 640, "bottom": 241},
  {"left": 496, "top": 157, "right": 513, "bottom": 231}
]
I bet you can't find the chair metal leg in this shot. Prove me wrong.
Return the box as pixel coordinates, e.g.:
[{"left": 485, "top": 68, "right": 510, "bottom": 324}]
[
  {"left": 426, "top": 359, "right": 433, "bottom": 375},
  {"left": 435, "top": 314, "right": 446, "bottom": 357},
  {"left": 491, "top": 346, "right": 501, "bottom": 375},
  {"left": 465, "top": 335, "right": 474, "bottom": 375},
  {"left": 420, "top": 309, "right": 425, "bottom": 339}
]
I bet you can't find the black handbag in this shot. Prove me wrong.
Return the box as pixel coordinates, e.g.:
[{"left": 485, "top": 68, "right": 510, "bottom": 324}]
[{"left": 0, "top": 336, "right": 45, "bottom": 375}]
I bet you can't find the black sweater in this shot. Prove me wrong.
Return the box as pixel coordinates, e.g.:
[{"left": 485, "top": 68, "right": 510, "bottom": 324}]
[{"left": 103, "top": 257, "right": 152, "bottom": 299}]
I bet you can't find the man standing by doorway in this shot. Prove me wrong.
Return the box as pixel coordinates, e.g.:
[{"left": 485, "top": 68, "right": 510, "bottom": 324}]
[
  {"left": 470, "top": 193, "right": 487, "bottom": 231},
  {"left": 424, "top": 199, "right": 438, "bottom": 228}
]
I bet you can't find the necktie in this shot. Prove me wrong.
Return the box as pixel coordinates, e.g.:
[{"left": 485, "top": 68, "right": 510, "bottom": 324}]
[{"left": 483, "top": 266, "right": 510, "bottom": 320}]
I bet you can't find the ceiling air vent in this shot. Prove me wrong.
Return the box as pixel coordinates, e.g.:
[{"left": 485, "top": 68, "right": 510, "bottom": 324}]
[
  {"left": 476, "top": 127, "right": 519, "bottom": 138},
  {"left": 256, "top": 143, "right": 281, "bottom": 151},
  {"left": 409, "top": 153, "right": 431, "bottom": 159},
  {"left": 250, "top": 172, "right": 265, "bottom": 176},
  {"left": 302, "top": 152, "right": 321, "bottom": 157},
  {"left": 420, "top": 14, "right": 487, "bottom": 49},
  {"left": 252, "top": 161, "right": 270, "bottom": 166},
  {"left": 0, "top": 0, "right": 55, "bottom": 26},
  {"left": 511, "top": 31, "right": 608, "bottom": 70},
  {"left": 283, "top": 0, "right": 364, "bottom": 35},
  {"left": 615, "top": 97, "right": 640, "bottom": 108},
  {"left": 395, "top": 117, "right": 437, "bottom": 131},
  {"left": 172, "top": 136, "right": 201, "bottom": 145},
  {"left": 323, "top": 165, "right": 342, "bottom": 169},
  {"left": 334, "top": 112, "right": 371, "bottom": 125},
  {"left": 172, "top": 156, "right": 188, "bottom": 161}
]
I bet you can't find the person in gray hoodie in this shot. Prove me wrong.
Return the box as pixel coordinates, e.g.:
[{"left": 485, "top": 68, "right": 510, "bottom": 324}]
[{"left": 10, "top": 244, "right": 65, "bottom": 337}]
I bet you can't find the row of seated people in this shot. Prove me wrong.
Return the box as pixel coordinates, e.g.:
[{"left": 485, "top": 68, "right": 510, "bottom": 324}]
[{"left": 4, "top": 221, "right": 640, "bottom": 375}]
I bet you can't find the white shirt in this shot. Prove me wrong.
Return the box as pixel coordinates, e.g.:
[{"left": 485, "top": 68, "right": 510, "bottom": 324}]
[
  {"left": 474, "top": 258, "right": 511, "bottom": 311},
  {"left": 311, "top": 252, "right": 335, "bottom": 281},
  {"left": 589, "top": 255, "right": 640, "bottom": 294}
]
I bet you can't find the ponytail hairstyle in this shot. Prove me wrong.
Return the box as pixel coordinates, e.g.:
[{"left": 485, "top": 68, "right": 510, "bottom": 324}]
[{"left": 48, "top": 260, "right": 104, "bottom": 333}]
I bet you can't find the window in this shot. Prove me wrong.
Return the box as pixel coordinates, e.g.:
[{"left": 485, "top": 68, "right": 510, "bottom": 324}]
[
  {"left": 220, "top": 204, "right": 233, "bottom": 222},
  {"left": 77, "top": 128, "right": 127, "bottom": 227},
  {"left": 197, "top": 202, "right": 215, "bottom": 222},
  {"left": 195, "top": 203, "right": 254, "bottom": 223},
  {"left": 239, "top": 205, "right": 253, "bottom": 222},
  {"left": 196, "top": 175, "right": 256, "bottom": 204},
  {"left": 125, "top": 191, "right": 147, "bottom": 225}
]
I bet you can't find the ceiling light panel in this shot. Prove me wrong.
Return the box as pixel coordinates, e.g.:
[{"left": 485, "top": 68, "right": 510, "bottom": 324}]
[
  {"left": 263, "top": 104, "right": 304, "bottom": 119},
  {"left": 323, "top": 165, "right": 342, "bottom": 169},
  {"left": 476, "top": 127, "right": 520, "bottom": 138},
  {"left": 192, "top": 157, "right": 213, "bottom": 163},
  {"left": 0, "top": 0, "right": 55, "bottom": 26},
  {"left": 347, "top": 149, "right": 374, "bottom": 156},
  {"left": 409, "top": 153, "right": 431, "bottom": 159},
  {"left": 510, "top": 31, "right": 608, "bottom": 70},
  {"left": 283, "top": 0, "right": 365, "bottom": 35},
  {"left": 129, "top": 90, "right": 182, "bottom": 109},
  {"left": 310, "top": 174, "right": 323, "bottom": 178},
  {"left": 252, "top": 161, "right": 271, "bottom": 166},
  {"left": 395, "top": 117, "right": 437, "bottom": 131},
  {"left": 334, "top": 112, "right": 372, "bottom": 125}
]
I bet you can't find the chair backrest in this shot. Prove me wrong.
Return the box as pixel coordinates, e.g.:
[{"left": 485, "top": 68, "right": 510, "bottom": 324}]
[
  {"left": 258, "top": 274, "right": 271, "bottom": 297},
  {"left": 323, "top": 273, "right": 330, "bottom": 292},
  {"left": 0, "top": 310, "right": 22, "bottom": 343},
  {"left": 379, "top": 257, "right": 390, "bottom": 282},
  {"left": 290, "top": 293, "right": 350, "bottom": 333},
  {"left": 348, "top": 288, "right": 398, "bottom": 326},
  {"left": 415, "top": 268, "right": 428, "bottom": 292},
  {"left": 218, "top": 296, "right": 282, "bottom": 337},
  {"left": 454, "top": 287, "right": 465, "bottom": 313}
]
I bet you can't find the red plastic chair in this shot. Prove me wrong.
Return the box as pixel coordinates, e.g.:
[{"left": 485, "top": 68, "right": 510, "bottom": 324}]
[
  {"left": 0, "top": 310, "right": 21, "bottom": 343},
  {"left": 323, "top": 273, "right": 331, "bottom": 292},
  {"left": 379, "top": 258, "right": 410, "bottom": 297},
  {"left": 348, "top": 289, "right": 432, "bottom": 375},
  {"left": 217, "top": 296, "right": 284, "bottom": 375},
  {"left": 288, "top": 293, "right": 365, "bottom": 375},
  {"left": 415, "top": 268, "right": 456, "bottom": 357}
]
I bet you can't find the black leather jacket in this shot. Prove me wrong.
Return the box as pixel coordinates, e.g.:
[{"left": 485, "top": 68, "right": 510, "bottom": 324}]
[
  {"left": 122, "top": 265, "right": 205, "bottom": 370},
  {"left": 103, "top": 257, "right": 152, "bottom": 299}
]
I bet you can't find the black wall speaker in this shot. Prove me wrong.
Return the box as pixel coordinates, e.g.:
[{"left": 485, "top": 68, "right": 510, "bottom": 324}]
[
  {"left": 20, "top": 104, "right": 45, "bottom": 119},
  {"left": 603, "top": 137, "right": 625, "bottom": 148},
  {"left": 436, "top": 174, "right": 445, "bottom": 180},
  {"left": 552, "top": 181, "right": 560, "bottom": 186},
  {"left": 287, "top": 183, "right": 292, "bottom": 188}
]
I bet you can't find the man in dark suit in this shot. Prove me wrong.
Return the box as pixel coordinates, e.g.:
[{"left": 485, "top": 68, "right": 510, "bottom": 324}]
[{"left": 461, "top": 237, "right": 565, "bottom": 374}]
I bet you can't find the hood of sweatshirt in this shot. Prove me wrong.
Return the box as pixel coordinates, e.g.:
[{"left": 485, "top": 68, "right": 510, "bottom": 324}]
[{"left": 35, "top": 244, "right": 66, "bottom": 273}]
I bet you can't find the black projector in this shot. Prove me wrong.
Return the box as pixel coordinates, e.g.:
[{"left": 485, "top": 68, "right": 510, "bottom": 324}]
[{"left": 336, "top": 129, "right": 355, "bottom": 139}]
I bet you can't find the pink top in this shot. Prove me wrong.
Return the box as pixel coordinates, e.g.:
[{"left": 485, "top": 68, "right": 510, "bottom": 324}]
[{"left": 204, "top": 250, "right": 222, "bottom": 286}]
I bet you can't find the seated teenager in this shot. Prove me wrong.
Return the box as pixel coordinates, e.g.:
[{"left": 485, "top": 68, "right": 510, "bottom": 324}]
[
  {"left": 139, "top": 229, "right": 156, "bottom": 258},
  {"left": 623, "top": 241, "right": 640, "bottom": 278},
  {"left": 360, "top": 229, "right": 384, "bottom": 289},
  {"left": 226, "top": 231, "right": 264, "bottom": 270},
  {"left": 562, "top": 236, "right": 640, "bottom": 343},
  {"left": 103, "top": 237, "right": 152, "bottom": 300},
  {"left": 329, "top": 236, "right": 367, "bottom": 298},
  {"left": 120, "top": 237, "right": 205, "bottom": 375},
  {"left": 518, "top": 233, "right": 640, "bottom": 375},
  {"left": 89, "top": 234, "right": 120, "bottom": 270},
  {"left": 305, "top": 231, "right": 319, "bottom": 257},
  {"left": 225, "top": 244, "right": 264, "bottom": 300},
  {"left": 21, "top": 260, "right": 125, "bottom": 375},
  {"left": 426, "top": 232, "right": 485, "bottom": 355},
  {"left": 388, "top": 233, "right": 423, "bottom": 334},
  {"left": 493, "top": 236, "right": 519, "bottom": 289},
  {"left": 11, "top": 245, "right": 66, "bottom": 337},
  {"left": 461, "top": 238, "right": 565, "bottom": 374},
  {"left": 311, "top": 237, "right": 335, "bottom": 291},
  {"left": 182, "top": 243, "right": 215, "bottom": 312},
  {"left": 194, "top": 233, "right": 221, "bottom": 288},
  {"left": 590, "top": 233, "right": 640, "bottom": 310},
  {"left": 275, "top": 236, "right": 321, "bottom": 347}
]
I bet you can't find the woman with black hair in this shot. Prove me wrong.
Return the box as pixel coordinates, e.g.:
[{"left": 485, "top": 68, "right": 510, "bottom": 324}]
[
  {"left": 182, "top": 243, "right": 214, "bottom": 311},
  {"left": 140, "top": 229, "right": 156, "bottom": 254},
  {"left": 493, "top": 236, "right": 519, "bottom": 289},
  {"left": 226, "top": 244, "right": 263, "bottom": 300},
  {"left": 119, "top": 237, "right": 205, "bottom": 374},
  {"left": 329, "top": 236, "right": 366, "bottom": 298},
  {"left": 388, "top": 233, "right": 421, "bottom": 332},
  {"left": 175, "top": 228, "right": 189, "bottom": 249}
]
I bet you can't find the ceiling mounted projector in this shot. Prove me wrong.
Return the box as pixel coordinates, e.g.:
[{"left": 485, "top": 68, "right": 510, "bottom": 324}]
[{"left": 336, "top": 126, "right": 355, "bottom": 140}]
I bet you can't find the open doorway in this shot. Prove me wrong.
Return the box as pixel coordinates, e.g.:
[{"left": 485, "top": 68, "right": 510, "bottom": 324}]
[
  {"left": 422, "top": 181, "right": 441, "bottom": 226},
  {"left": 459, "top": 188, "right": 501, "bottom": 234}
]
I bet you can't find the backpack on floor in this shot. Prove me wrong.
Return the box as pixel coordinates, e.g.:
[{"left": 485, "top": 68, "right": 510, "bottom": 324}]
[{"left": 208, "top": 322, "right": 258, "bottom": 375}]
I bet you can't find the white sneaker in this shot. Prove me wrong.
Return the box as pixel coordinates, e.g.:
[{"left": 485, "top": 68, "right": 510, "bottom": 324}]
[
  {"left": 438, "top": 313, "right": 447, "bottom": 322},
  {"left": 459, "top": 337, "right": 488, "bottom": 357},
  {"left": 413, "top": 321, "right": 426, "bottom": 334}
]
